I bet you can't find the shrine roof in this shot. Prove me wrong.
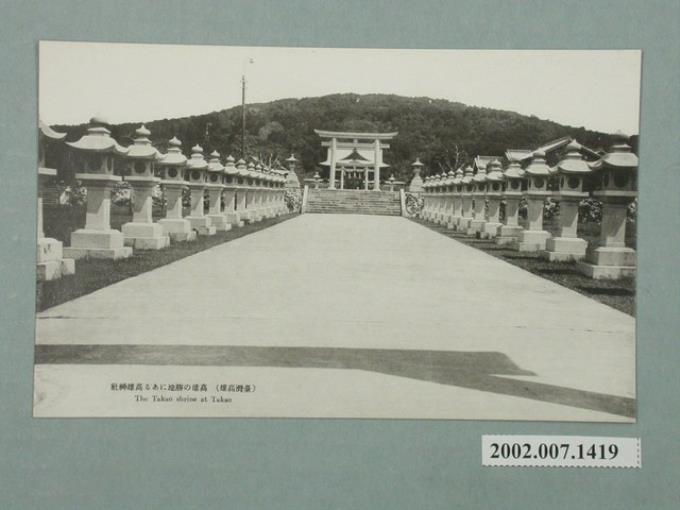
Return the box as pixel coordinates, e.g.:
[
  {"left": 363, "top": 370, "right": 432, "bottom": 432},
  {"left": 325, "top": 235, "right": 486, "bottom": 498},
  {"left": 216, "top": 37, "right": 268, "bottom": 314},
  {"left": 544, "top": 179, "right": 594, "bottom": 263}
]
[
  {"left": 314, "top": 129, "right": 398, "bottom": 140},
  {"left": 319, "top": 147, "right": 390, "bottom": 167}
]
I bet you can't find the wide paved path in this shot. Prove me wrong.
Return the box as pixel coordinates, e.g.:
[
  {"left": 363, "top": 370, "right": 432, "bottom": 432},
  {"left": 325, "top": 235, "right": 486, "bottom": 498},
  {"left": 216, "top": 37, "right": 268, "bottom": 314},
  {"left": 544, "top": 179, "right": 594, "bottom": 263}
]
[{"left": 35, "top": 214, "right": 635, "bottom": 421}]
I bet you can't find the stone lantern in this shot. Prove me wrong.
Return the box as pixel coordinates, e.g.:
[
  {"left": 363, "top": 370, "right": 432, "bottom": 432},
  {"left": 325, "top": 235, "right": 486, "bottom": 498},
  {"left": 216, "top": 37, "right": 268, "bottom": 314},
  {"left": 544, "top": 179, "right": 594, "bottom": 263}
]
[
  {"left": 468, "top": 164, "right": 488, "bottom": 236},
  {"left": 450, "top": 167, "right": 464, "bottom": 230},
  {"left": 206, "top": 150, "right": 230, "bottom": 231},
  {"left": 458, "top": 166, "right": 475, "bottom": 232},
  {"left": 496, "top": 157, "right": 526, "bottom": 245},
  {"left": 313, "top": 171, "right": 321, "bottom": 189},
  {"left": 409, "top": 158, "right": 424, "bottom": 192},
  {"left": 277, "top": 171, "right": 288, "bottom": 215},
  {"left": 482, "top": 159, "right": 504, "bottom": 239},
  {"left": 438, "top": 173, "right": 448, "bottom": 224},
  {"left": 247, "top": 161, "right": 262, "bottom": 223},
  {"left": 37, "top": 121, "right": 75, "bottom": 280},
  {"left": 235, "top": 158, "right": 250, "bottom": 223},
  {"left": 121, "top": 125, "right": 169, "bottom": 250},
  {"left": 284, "top": 154, "right": 301, "bottom": 190},
  {"left": 265, "top": 170, "right": 276, "bottom": 218},
  {"left": 222, "top": 155, "right": 243, "bottom": 228},
  {"left": 432, "top": 174, "right": 443, "bottom": 223},
  {"left": 157, "top": 136, "right": 195, "bottom": 242},
  {"left": 63, "top": 117, "right": 133, "bottom": 260},
  {"left": 420, "top": 176, "right": 431, "bottom": 220},
  {"left": 577, "top": 134, "right": 638, "bottom": 279},
  {"left": 428, "top": 174, "right": 438, "bottom": 223},
  {"left": 441, "top": 170, "right": 455, "bottom": 226},
  {"left": 257, "top": 163, "right": 273, "bottom": 219},
  {"left": 542, "top": 140, "right": 591, "bottom": 261},
  {"left": 185, "top": 144, "right": 216, "bottom": 235},
  {"left": 514, "top": 149, "right": 551, "bottom": 251},
  {"left": 388, "top": 174, "right": 395, "bottom": 192}
]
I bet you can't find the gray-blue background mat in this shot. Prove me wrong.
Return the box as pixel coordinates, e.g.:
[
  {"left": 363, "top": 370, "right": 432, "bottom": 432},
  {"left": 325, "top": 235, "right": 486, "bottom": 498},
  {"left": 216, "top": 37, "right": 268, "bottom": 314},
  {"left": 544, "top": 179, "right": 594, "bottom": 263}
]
[{"left": 1, "top": 1, "right": 678, "bottom": 508}]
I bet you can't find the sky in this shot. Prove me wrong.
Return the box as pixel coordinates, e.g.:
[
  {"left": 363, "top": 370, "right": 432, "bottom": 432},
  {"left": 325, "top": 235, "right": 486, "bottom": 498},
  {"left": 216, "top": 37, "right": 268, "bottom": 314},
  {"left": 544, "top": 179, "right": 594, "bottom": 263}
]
[{"left": 39, "top": 41, "right": 641, "bottom": 135}]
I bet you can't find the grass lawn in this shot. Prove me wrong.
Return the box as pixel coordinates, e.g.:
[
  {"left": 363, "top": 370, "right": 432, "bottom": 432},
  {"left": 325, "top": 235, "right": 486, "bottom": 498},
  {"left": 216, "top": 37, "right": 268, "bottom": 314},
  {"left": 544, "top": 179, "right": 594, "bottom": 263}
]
[
  {"left": 411, "top": 218, "right": 635, "bottom": 316},
  {"left": 36, "top": 213, "right": 298, "bottom": 312}
]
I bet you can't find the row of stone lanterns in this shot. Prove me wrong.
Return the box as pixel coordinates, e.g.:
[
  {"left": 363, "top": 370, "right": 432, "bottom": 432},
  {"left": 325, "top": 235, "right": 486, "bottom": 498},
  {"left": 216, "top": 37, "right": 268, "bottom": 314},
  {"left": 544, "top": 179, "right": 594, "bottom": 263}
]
[
  {"left": 38, "top": 117, "right": 293, "bottom": 278},
  {"left": 418, "top": 134, "right": 638, "bottom": 279}
]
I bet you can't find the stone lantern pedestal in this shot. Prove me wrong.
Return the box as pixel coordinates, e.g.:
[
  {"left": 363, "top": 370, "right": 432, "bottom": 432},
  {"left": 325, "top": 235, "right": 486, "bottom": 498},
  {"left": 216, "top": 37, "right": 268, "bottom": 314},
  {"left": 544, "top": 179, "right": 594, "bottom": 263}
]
[
  {"left": 496, "top": 193, "right": 524, "bottom": 245},
  {"left": 447, "top": 192, "right": 461, "bottom": 230},
  {"left": 186, "top": 186, "right": 216, "bottom": 235},
  {"left": 468, "top": 190, "right": 487, "bottom": 236},
  {"left": 237, "top": 187, "right": 250, "bottom": 224},
  {"left": 206, "top": 185, "right": 230, "bottom": 230},
  {"left": 122, "top": 177, "right": 170, "bottom": 249},
  {"left": 223, "top": 188, "right": 243, "bottom": 227},
  {"left": 37, "top": 169, "right": 76, "bottom": 281},
  {"left": 159, "top": 182, "right": 196, "bottom": 242},
  {"left": 450, "top": 192, "right": 463, "bottom": 230},
  {"left": 577, "top": 197, "right": 636, "bottom": 278},
  {"left": 244, "top": 187, "right": 260, "bottom": 224},
  {"left": 514, "top": 192, "right": 551, "bottom": 251},
  {"left": 482, "top": 198, "right": 502, "bottom": 238},
  {"left": 542, "top": 194, "right": 587, "bottom": 261},
  {"left": 64, "top": 176, "right": 134, "bottom": 259}
]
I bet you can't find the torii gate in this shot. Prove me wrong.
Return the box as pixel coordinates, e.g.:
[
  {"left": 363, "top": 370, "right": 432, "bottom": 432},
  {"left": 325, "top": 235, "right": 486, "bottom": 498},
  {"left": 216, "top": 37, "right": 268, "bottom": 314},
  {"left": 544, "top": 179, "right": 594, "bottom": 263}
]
[{"left": 314, "top": 129, "right": 398, "bottom": 190}]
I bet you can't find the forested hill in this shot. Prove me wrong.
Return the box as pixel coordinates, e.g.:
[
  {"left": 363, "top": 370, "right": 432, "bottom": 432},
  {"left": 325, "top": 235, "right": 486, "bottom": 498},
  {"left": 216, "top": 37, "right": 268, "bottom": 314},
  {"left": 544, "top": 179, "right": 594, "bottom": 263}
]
[{"left": 54, "top": 93, "right": 622, "bottom": 182}]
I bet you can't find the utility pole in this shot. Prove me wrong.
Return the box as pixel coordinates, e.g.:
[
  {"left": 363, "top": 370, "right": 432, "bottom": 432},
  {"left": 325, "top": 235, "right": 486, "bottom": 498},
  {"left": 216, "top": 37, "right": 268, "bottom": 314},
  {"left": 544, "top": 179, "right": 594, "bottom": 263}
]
[{"left": 241, "top": 74, "right": 246, "bottom": 159}]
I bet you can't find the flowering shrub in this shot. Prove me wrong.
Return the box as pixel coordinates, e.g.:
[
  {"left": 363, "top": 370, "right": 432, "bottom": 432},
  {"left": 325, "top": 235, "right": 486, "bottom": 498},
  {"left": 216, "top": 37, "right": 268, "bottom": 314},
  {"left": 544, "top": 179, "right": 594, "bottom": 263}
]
[
  {"left": 111, "top": 181, "right": 132, "bottom": 207},
  {"left": 404, "top": 192, "right": 424, "bottom": 217},
  {"left": 579, "top": 198, "right": 602, "bottom": 223},
  {"left": 284, "top": 188, "right": 301, "bottom": 212},
  {"left": 544, "top": 197, "right": 559, "bottom": 220},
  {"left": 152, "top": 184, "right": 166, "bottom": 210},
  {"left": 56, "top": 182, "right": 87, "bottom": 207},
  {"left": 182, "top": 187, "right": 192, "bottom": 208},
  {"left": 627, "top": 198, "right": 638, "bottom": 223}
]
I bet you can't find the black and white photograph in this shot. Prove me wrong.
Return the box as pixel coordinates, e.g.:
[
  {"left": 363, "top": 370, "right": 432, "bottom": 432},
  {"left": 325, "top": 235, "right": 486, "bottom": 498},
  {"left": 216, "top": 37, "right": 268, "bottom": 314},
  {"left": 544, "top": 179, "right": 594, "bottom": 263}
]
[{"left": 34, "top": 41, "right": 640, "bottom": 421}]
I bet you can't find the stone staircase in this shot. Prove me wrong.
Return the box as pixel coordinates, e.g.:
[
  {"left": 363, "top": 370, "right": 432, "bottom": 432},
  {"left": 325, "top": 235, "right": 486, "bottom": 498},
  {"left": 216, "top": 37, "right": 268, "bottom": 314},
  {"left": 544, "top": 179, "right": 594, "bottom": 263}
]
[{"left": 306, "top": 189, "right": 402, "bottom": 216}]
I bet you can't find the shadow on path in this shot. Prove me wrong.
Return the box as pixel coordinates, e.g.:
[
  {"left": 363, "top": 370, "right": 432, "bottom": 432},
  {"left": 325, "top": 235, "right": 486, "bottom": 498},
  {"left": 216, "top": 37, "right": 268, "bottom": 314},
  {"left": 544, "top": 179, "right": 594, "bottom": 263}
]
[{"left": 35, "top": 344, "right": 635, "bottom": 418}]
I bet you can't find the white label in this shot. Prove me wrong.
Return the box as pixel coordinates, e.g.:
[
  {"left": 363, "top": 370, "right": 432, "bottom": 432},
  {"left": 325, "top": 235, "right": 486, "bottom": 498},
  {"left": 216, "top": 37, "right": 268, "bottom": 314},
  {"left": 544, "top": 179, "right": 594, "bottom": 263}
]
[{"left": 482, "top": 435, "right": 640, "bottom": 468}]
